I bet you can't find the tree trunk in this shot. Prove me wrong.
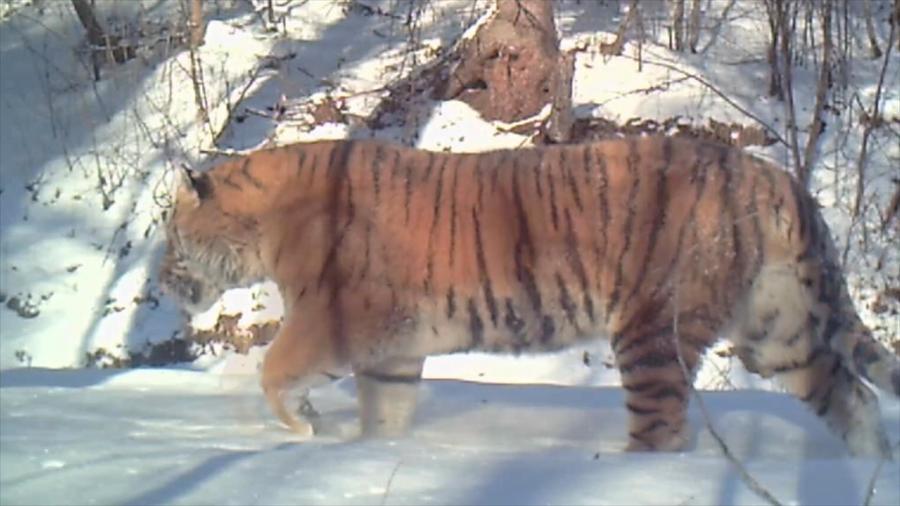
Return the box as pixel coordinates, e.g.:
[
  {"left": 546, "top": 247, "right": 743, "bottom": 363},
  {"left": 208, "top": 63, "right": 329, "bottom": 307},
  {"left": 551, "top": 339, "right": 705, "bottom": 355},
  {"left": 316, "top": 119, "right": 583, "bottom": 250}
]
[
  {"left": 763, "top": 0, "right": 783, "bottom": 99},
  {"left": 600, "top": 0, "right": 640, "bottom": 56},
  {"left": 862, "top": 0, "right": 883, "bottom": 58},
  {"left": 544, "top": 51, "right": 575, "bottom": 143},
  {"left": 70, "top": 0, "right": 105, "bottom": 47},
  {"left": 799, "top": 0, "right": 833, "bottom": 187},
  {"left": 190, "top": 0, "right": 205, "bottom": 48},
  {"left": 435, "top": 0, "right": 563, "bottom": 123},
  {"left": 688, "top": 0, "right": 702, "bottom": 52},
  {"left": 671, "top": 0, "right": 685, "bottom": 51}
]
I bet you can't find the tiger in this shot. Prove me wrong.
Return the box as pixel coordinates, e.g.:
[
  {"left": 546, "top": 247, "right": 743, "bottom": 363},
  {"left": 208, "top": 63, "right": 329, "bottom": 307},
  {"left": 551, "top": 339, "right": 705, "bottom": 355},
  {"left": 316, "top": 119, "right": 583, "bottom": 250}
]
[{"left": 160, "top": 135, "right": 900, "bottom": 457}]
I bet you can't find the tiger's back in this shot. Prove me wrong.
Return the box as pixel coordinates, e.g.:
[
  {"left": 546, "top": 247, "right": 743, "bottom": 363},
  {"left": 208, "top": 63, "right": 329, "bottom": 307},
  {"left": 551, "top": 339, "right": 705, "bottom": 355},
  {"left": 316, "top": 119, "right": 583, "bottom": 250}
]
[{"left": 161, "top": 135, "right": 899, "bottom": 456}]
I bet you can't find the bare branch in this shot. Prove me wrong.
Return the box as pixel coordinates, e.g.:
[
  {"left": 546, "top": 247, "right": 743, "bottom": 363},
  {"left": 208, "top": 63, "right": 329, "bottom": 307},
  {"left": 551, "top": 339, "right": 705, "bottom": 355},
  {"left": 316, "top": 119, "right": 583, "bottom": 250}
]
[
  {"left": 854, "top": 13, "right": 896, "bottom": 217},
  {"left": 600, "top": 0, "right": 640, "bottom": 56},
  {"left": 618, "top": 54, "right": 789, "bottom": 147}
]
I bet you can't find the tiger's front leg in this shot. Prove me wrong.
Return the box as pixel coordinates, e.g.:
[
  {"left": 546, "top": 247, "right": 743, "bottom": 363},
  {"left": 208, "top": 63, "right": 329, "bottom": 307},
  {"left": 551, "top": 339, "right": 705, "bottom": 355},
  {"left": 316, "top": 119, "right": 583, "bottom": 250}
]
[
  {"left": 260, "top": 307, "right": 344, "bottom": 438},
  {"left": 354, "top": 356, "right": 426, "bottom": 438},
  {"left": 614, "top": 325, "right": 705, "bottom": 452}
]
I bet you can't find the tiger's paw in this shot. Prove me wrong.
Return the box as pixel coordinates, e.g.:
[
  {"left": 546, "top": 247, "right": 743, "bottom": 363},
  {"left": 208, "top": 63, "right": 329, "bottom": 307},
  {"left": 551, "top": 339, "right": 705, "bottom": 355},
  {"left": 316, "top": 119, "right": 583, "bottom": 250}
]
[{"left": 625, "top": 430, "right": 688, "bottom": 452}]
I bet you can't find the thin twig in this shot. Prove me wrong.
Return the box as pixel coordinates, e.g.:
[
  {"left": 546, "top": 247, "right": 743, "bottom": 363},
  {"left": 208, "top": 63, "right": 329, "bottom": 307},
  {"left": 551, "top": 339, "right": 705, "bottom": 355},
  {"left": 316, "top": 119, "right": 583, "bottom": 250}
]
[
  {"left": 853, "top": 15, "right": 896, "bottom": 217},
  {"left": 672, "top": 283, "right": 784, "bottom": 506},
  {"left": 618, "top": 54, "right": 788, "bottom": 148},
  {"left": 862, "top": 441, "right": 900, "bottom": 506},
  {"left": 380, "top": 460, "right": 402, "bottom": 506}
]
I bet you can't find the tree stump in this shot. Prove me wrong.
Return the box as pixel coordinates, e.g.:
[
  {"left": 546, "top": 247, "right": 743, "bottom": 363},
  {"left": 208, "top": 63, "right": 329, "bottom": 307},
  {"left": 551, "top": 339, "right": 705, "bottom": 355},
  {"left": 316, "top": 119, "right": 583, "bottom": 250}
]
[{"left": 369, "top": 0, "right": 574, "bottom": 143}]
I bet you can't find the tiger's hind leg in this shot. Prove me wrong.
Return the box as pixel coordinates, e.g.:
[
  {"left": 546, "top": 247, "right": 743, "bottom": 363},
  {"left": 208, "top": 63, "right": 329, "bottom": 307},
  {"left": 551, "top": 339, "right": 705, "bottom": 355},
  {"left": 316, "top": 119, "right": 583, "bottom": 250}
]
[
  {"left": 738, "top": 339, "right": 889, "bottom": 457},
  {"left": 733, "top": 264, "right": 890, "bottom": 457},
  {"left": 354, "top": 356, "right": 425, "bottom": 438},
  {"left": 614, "top": 324, "right": 707, "bottom": 452}
]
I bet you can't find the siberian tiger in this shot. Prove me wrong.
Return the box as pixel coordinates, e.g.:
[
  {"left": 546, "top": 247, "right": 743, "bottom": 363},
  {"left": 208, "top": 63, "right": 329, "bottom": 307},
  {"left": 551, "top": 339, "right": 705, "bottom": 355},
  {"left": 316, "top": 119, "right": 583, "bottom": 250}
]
[{"left": 160, "top": 135, "right": 899, "bottom": 457}]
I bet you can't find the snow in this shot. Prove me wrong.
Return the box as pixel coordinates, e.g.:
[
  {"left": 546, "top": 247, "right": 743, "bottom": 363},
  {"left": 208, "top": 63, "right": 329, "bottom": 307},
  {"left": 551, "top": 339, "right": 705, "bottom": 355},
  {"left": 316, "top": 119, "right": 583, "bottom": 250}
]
[
  {"left": 2, "top": 366, "right": 899, "bottom": 506},
  {"left": 1, "top": 0, "right": 899, "bottom": 504}
]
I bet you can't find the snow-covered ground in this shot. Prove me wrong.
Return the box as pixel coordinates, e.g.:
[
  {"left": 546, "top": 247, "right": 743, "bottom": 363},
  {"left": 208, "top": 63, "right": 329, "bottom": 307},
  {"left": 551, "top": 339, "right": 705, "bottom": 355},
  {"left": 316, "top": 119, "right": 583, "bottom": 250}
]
[
  {"left": 2, "top": 365, "right": 899, "bottom": 506},
  {"left": 1, "top": 0, "right": 899, "bottom": 504}
]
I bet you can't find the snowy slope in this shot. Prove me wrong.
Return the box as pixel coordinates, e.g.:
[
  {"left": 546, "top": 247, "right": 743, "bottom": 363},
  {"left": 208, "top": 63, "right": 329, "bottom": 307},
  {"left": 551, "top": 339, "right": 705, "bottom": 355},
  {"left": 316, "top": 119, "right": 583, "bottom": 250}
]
[{"left": 2, "top": 366, "right": 899, "bottom": 506}]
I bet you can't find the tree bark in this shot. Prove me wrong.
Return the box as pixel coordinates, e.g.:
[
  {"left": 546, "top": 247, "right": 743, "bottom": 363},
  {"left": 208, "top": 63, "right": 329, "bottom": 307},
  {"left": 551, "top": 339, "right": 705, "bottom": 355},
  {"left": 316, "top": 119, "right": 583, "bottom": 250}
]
[
  {"left": 435, "top": 0, "right": 564, "bottom": 124},
  {"left": 70, "top": 0, "right": 105, "bottom": 47},
  {"left": 763, "top": 0, "right": 783, "bottom": 99},
  {"left": 190, "top": 0, "right": 205, "bottom": 48},
  {"left": 688, "top": 0, "right": 702, "bottom": 52},
  {"left": 799, "top": 0, "right": 833, "bottom": 187},
  {"left": 672, "top": 0, "right": 686, "bottom": 51},
  {"left": 600, "top": 0, "right": 640, "bottom": 56},
  {"left": 862, "top": 0, "right": 883, "bottom": 58}
]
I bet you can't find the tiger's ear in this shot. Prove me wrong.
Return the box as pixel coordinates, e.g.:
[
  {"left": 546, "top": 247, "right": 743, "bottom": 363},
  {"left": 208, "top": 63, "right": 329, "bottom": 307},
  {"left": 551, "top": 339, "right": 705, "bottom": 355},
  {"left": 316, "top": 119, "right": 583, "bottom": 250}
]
[{"left": 176, "top": 165, "right": 212, "bottom": 208}]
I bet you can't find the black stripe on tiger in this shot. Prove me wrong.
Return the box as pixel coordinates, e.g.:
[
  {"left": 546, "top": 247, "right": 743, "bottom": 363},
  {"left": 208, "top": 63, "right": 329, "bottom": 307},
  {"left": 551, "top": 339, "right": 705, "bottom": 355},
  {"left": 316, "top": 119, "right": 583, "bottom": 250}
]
[
  {"left": 343, "top": 171, "right": 355, "bottom": 228},
  {"left": 307, "top": 149, "right": 320, "bottom": 185},
  {"left": 594, "top": 146, "right": 611, "bottom": 296},
  {"left": 222, "top": 172, "right": 243, "bottom": 190},
  {"left": 581, "top": 146, "right": 603, "bottom": 299},
  {"left": 555, "top": 272, "right": 577, "bottom": 328},
  {"left": 370, "top": 144, "right": 385, "bottom": 206},
  {"left": 561, "top": 148, "right": 584, "bottom": 213},
  {"left": 626, "top": 402, "right": 661, "bottom": 416},
  {"left": 511, "top": 166, "right": 542, "bottom": 314},
  {"left": 546, "top": 157, "right": 560, "bottom": 230},
  {"left": 619, "top": 349, "right": 683, "bottom": 373},
  {"left": 321, "top": 142, "right": 353, "bottom": 360},
  {"left": 424, "top": 157, "right": 449, "bottom": 294},
  {"left": 446, "top": 286, "right": 457, "bottom": 319},
  {"left": 239, "top": 158, "right": 265, "bottom": 190},
  {"left": 491, "top": 151, "right": 505, "bottom": 193},
  {"left": 539, "top": 315, "right": 556, "bottom": 345},
  {"left": 717, "top": 146, "right": 744, "bottom": 293},
  {"left": 631, "top": 419, "right": 669, "bottom": 438},
  {"left": 563, "top": 208, "right": 595, "bottom": 323},
  {"left": 623, "top": 137, "right": 672, "bottom": 310},
  {"left": 468, "top": 297, "right": 484, "bottom": 347},
  {"left": 623, "top": 382, "right": 686, "bottom": 404},
  {"left": 606, "top": 139, "right": 641, "bottom": 320},
  {"left": 449, "top": 163, "right": 460, "bottom": 268},
  {"left": 641, "top": 143, "right": 712, "bottom": 318},
  {"left": 531, "top": 151, "right": 544, "bottom": 199},
  {"left": 295, "top": 149, "right": 307, "bottom": 174},
  {"left": 615, "top": 316, "right": 715, "bottom": 358},
  {"left": 476, "top": 154, "right": 486, "bottom": 210},
  {"left": 317, "top": 142, "right": 354, "bottom": 291},
  {"left": 504, "top": 298, "right": 527, "bottom": 341},
  {"left": 358, "top": 371, "right": 422, "bottom": 384},
  {"left": 404, "top": 161, "right": 413, "bottom": 224},
  {"left": 472, "top": 209, "right": 499, "bottom": 327},
  {"left": 362, "top": 222, "right": 373, "bottom": 279}
]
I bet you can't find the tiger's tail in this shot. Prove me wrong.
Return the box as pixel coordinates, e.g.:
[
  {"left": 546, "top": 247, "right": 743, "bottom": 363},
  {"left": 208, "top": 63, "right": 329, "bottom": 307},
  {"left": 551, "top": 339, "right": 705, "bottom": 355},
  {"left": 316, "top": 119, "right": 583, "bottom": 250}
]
[{"left": 813, "top": 209, "right": 900, "bottom": 398}]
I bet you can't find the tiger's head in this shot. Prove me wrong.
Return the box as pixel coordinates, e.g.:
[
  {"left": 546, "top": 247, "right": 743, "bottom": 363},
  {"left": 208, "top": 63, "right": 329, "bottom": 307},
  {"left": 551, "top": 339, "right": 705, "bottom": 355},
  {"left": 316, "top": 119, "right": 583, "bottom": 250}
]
[{"left": 160, "top": 167, "right": 265, "bottom": 314}]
